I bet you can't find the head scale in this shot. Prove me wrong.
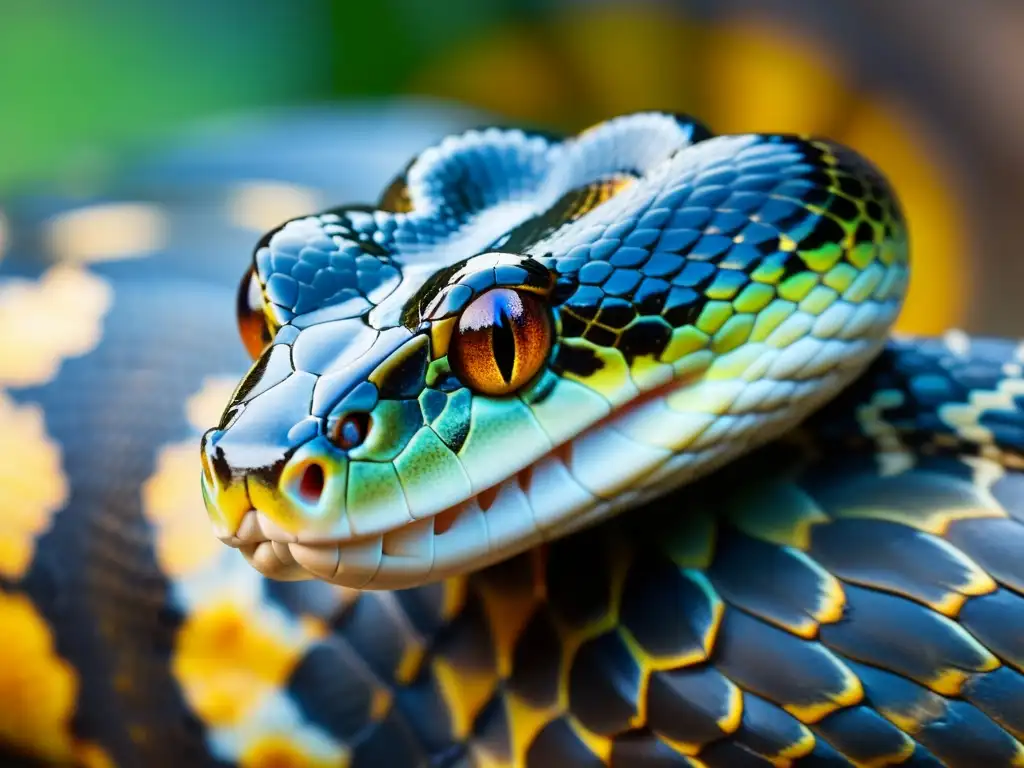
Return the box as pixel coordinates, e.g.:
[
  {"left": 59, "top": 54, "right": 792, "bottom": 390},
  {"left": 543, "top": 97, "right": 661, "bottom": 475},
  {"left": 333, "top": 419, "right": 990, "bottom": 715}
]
[{"left": 201, "top": 112, "right": 909, "bottom": 589}]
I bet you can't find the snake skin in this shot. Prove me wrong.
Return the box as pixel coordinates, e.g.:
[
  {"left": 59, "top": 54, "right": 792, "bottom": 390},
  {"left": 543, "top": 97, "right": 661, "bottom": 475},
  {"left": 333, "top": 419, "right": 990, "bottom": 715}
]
[
  {"left": 0, "top": 107, "right": 1022, "bottom": 768},
  {"left": 202, "top": 112, "right": 909, "bottom": 589}
]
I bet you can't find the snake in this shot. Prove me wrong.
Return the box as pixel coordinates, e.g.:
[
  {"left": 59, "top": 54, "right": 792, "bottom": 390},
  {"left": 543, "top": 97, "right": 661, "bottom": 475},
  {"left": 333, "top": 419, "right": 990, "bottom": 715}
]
[{"left": 1, "top": 108, "right": 1023, "bottom": 768}]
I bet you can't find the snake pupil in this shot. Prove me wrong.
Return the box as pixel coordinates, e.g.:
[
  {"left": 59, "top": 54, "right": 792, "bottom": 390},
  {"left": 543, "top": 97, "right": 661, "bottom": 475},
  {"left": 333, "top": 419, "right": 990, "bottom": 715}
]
[
  {"left": 492, "top": 308, "right": 516, "bottom": 384},
  {"left": 449, "top": 287, "right": 553, "bottom": 397}
]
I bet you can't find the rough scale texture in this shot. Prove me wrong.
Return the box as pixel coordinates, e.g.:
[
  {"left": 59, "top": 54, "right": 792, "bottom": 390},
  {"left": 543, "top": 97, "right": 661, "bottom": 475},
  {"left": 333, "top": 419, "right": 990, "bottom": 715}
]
[{"left": 202, "top": 113, "right": 909, "bottom": 591}]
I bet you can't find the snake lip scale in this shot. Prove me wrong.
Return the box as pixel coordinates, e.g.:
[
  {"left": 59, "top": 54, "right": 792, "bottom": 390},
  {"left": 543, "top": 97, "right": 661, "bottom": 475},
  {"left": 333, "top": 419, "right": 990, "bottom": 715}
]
[
  {"left": 215, "top": 371, "right": 727, "bottom": 581},
  {"left": 215, "top": 368, "right": 702, "bottom": 548}
]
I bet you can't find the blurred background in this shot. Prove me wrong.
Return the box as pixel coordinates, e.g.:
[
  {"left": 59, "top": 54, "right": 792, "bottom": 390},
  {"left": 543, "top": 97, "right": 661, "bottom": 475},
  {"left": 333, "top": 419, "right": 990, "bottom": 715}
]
[{"left": 2, "top": 0, "right": 1023, "bottom": 335}]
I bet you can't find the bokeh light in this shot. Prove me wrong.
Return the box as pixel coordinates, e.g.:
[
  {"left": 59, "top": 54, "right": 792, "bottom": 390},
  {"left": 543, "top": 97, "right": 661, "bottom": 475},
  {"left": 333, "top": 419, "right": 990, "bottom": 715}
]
[{"left": 1, "top": 0, "right": 1019, "bottom": 334}]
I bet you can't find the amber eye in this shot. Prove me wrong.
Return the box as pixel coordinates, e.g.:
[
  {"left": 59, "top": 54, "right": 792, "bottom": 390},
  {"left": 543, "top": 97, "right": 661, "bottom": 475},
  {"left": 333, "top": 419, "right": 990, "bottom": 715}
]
[
  {"left": 448, "top": 288, "right": 553, "bottom": 396},
  {"left": 236, "top": 265, "right": 272, "bottom": 360}
]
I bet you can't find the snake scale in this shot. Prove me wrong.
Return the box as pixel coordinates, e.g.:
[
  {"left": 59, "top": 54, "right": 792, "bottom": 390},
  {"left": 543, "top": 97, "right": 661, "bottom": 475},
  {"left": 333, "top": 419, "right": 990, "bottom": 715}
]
[{"left": 1, "top": 108, "right": 1023, "bottom": 768}]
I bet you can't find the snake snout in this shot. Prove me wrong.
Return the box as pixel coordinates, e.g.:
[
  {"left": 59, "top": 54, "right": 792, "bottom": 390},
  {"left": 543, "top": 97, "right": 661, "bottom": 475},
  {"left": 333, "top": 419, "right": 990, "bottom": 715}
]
[
  {"left": 202, "top": 419, "right": 350, "bottom": 539},
  {"left": 199, "top": 426, "right": 253, "bottom": 541}
]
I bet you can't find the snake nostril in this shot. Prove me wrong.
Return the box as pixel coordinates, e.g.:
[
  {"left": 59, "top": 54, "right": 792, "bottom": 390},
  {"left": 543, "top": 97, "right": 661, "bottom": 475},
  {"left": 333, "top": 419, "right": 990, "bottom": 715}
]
[{"left": 297, "top": 462, "right": 325, "bottom": 504}]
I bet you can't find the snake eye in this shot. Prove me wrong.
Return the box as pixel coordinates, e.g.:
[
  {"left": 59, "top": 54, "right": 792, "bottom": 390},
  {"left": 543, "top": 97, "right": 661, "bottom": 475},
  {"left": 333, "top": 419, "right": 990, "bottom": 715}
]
[
  {"left": 448, "top": 288, "right": 552, "bottom": 396},
  {"left": 331, "top": 412, "right": 371, "bottom": 450},
  {"left": 236, "top": 265, "right": 272, "bottom": 360}
]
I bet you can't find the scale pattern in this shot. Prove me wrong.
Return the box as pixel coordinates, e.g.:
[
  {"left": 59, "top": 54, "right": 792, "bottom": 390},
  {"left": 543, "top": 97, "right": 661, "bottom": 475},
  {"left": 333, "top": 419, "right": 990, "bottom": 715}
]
[
  {"left": 0, "top": 110, "right": 1020, "bottom": 767},
  {"left": 535, "top": 134, "right": 908, "bottom": 403},
  {"left": 202, "top": 114, "right": 910, "bottom": 590}
]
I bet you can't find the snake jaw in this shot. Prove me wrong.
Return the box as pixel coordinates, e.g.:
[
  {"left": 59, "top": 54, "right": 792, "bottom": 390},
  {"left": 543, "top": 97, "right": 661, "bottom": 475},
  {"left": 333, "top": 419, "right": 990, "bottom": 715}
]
[{"left": 207, "top": 310, "right": 897, "bottom": 590}]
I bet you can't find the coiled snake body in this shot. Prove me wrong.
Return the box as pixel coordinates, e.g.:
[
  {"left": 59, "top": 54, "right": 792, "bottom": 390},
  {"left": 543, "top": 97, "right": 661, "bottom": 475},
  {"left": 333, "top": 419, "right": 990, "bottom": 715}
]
[{"left": 1, "top": 110, "right": 1023, "bottom": 767}]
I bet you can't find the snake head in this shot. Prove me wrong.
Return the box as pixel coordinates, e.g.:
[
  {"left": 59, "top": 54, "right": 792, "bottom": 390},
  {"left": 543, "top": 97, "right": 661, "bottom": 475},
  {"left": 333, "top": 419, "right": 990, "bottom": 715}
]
[{"left": 200, "top": 112, "right": 909, "bottom": 589}]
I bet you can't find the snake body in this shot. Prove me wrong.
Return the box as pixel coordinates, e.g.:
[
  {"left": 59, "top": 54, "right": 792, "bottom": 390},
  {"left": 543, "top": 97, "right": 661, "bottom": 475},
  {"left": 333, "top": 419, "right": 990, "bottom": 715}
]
[{"left": 1, "top": 109, "right": 1023, "bottom": 767}]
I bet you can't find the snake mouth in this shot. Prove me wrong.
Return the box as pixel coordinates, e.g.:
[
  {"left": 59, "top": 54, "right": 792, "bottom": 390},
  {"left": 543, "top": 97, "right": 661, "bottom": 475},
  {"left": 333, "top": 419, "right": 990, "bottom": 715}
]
[
  {"left": 215, "top": 361, "right": 804, "bottom": 589},
  {"left": 224, "top": 448, "right": 646, "bottom": 590},
  {"left": 216, "top": 372, "right": 705, "bottom": 588},
  {"left": 222, "top": 466, "right": 548, "bottom": 589}
]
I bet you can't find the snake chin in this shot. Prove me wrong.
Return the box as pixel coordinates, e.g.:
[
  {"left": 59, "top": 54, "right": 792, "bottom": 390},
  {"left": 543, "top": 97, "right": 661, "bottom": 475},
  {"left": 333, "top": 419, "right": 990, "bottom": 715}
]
[{"left": 218, "top": 452, "right": 595, "bottom": 590}]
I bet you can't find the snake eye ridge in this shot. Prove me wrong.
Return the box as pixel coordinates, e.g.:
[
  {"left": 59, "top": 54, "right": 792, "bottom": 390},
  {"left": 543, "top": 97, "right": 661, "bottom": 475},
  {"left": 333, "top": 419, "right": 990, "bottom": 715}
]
[
  {"left": 449, "top": 288, "right": 552, "bottom": 397},
  {"left": 236, "top": 265, "right": 272, "bottom": 360},
  {"left": 332, "top": 412, "right": 371, "bottom": 450}
]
